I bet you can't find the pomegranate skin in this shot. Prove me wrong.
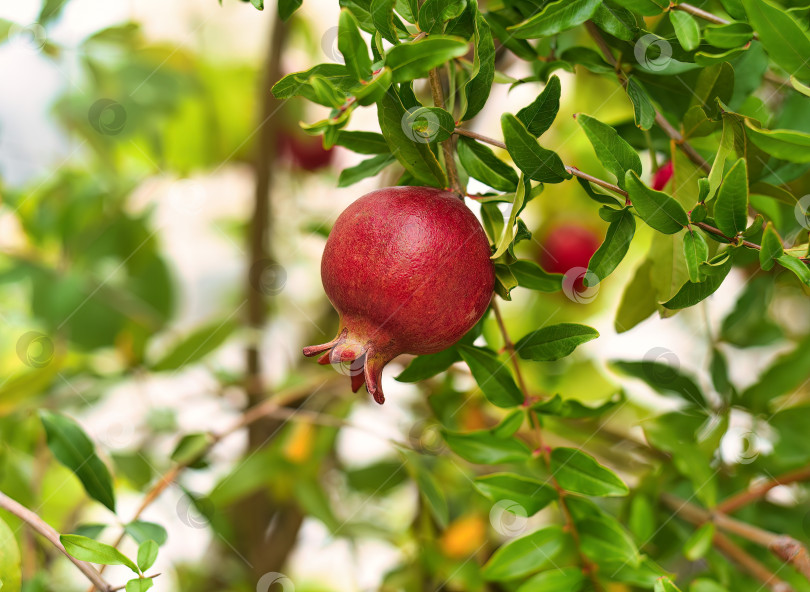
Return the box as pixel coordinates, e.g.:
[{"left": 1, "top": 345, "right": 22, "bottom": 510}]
[{"left": 303, "top": 186, "right": 495, "bottom": 405}]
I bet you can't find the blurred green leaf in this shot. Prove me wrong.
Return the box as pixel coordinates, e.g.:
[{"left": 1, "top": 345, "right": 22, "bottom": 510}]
[
  {"left": 742, "top": 336, "right": 810, "bottom": 410},
  {"left": 151, "top": 320, "right": 238, "bottom": 371},
  {"left": 482, "top": 526, "right": 567, "bottom": 580},
  {"left": 611, "top": 359, "right": 705, "bottom": 407},
  {"left": 531, "top": 393, "right": 623, "bottom": 418},
  {"left": 517, "top": 567, "right": 585, "bottom": 592},
  {"left": 125, "top": 578, "right": 154, "bottom": 592},
  {"left": 684, "top": 523, "right": 715, "bottom": 561},
  {"left": 60, "top": 535, "right": 139, "bottom": 573},
  {"left": 124, "top": 521, "right": 168, "bottom": 547},
  {"left": 346, "top": 460, "right": 406, "bottom": 494},
  {"left": 655, "top": 577, "right": 683, "bottom": 592},
  {"left": 443, "top": 429, "right": 532, "bottom": 464},
  {"left": 742, "top": 0, "right": 810, "bottom": 82},
  {"left": 170, "top": 433, "right": 212, "bottom": 467},
  {"left": 551, "top": 447, "right": 628, "bottom": 497},
  {"left": 401, "top": 451, "right": 448, "bottom": 527},
  {"left": 474, "top": 473, "right": 557, "bottom": 516},
  {"left": 136, "top": 541, "right": 158, "bottom": 572},
  {"left": 0, "top": 516, "right": 21, "bottom": 592},
  {"left": 278, "top": 0, "right": 301, "bottom": 19}
]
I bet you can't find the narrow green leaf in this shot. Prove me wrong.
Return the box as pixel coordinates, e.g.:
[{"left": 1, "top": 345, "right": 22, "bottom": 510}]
[
  {"left": 708, "top": 117, "right": 734, "bottom": 199},
  {"left": 334, "top": 130, "right": 389, "bottom": 154},
  {"left": 626, "top": 77, "right": 655, "bottom": 130},
  {"left": 683, "top": 229, "right": 709, "bottom": 283},
  {"left": 669, "top": 10, "right": 700, "bottom": 51},
  {"left": 508, "top": 0, "right": 602, "bottom": 39},
  {"left": 551, "top": 447, "right": 628, "bottom": 497},
  {"left": 791, "top": 75, "right": 810, "bottom": 97},
  {"left": 457, "top": 137, "right": 518, "bottom": 192},
  {"left": 510, "top": 260, "right": 563, "bottom": 292},
  {"left": 418, "top": 0, "right": 465, "bottom": 34},
  {"left": 662, "top": 252, "right": 732, "bottom": 309},
  {"left": 742, "top": 0, "right": 810, "bottom": 82},
  {"left": 776, "top": 253, "right": 810, "bottom": 286},
  {"left": 515, "top": 324, "right": 599, "bottom": 362},
  {"left": 170, "top": 433, "right": 212, "bottom": 466},
  {"left": 0, "top": 516, "right": 21, "bottom": 592},
  {"left": 458, "top": 345, "right": 523, "bottom": 407},
  {"left": 578, "top": 515, "right": 640, "bottom": 566},
  {"left": 370, "top": 0, "right": 398, "bottom": 44},
  {"left": 151, "top": 320, "right": 238, "bottom": 371},
  {"left": 745, "top": 121, "right": 810, "bottom": 163},
  {"left": 531, "top": 393, "right": 623, "bottom": 418},
  {"left": 482, "top": 526, "right": 567, "bottom": 580},
  {"left": 491, "top": 175, "right": 526, "bottom": 259},
  {"left": 715, "top": 159, "right": 748, "bottom": 237},
  {"left": 516, "top": 75, "right": 561, "bottom": 138},
  {"left": 502, "top": 114, "right": 570, "bottom": 183},
  {"left": 385, "top": 36, "right": 468, "bottom": 82},
  {"left": 462, "top": 7, "right": 496, "bottom": 121},
  {"left": 338, "top": 154, "right": 396, "bottom": 187},
  {"left": 577, "top": 114, "right": 641, "bottom": 187},
  {"left": 759, "top": 222, "right": 783, "bottom": 271},
  {"left": 443, "top": 430, "right": 532, "bottom": 464},
  {"left": 684, "top": 523, "right": 715, "bottom": 561},
  {"left": 40, "top": 411, "right": 116, "bottom": 512},
  {"left": 611, "top": 360, "right": 706, "bottom": 406},
  {"left": 339, "top": 9, "right": 372, "bottom": 81},
  {"left": 350, "top": 66, "right": 392, "bottom": 106},
  {"left": 704, "top": 22, "right": 754, "bottom": 48},
  {"left": 395, "top": 348, "right": 459, "bottom": 382},
  {"left": 60, "top": 535, "right": 139, "bottom": 574},
  {"left": 278, "top": 0, "right": 302, "bottom": 20},
  {"left": 474, "top": 473, "right": 557, "bottom": 516},
  {"left": 625, "top": 171, "right": 688, "bottom": 234},
  {"left": 587, "top": 208, "right": 635, "bottom": 285},
  {"left": 136, "top": 541, "right": 158, "bottom": 572},
  {"left": 517, "top": 567, "right": 585, "bottom": 592}
]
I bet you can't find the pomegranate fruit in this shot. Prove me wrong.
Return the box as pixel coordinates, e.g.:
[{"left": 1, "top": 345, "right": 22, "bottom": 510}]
[
  {"left": 303, "top": 186, "right": 495, "bottom": 404},
  {"left": 280, "top": 130, "right": 334, "bottom": 171},
  {"left": 539, "top": 223, "right": 601, "bottom": 276}
]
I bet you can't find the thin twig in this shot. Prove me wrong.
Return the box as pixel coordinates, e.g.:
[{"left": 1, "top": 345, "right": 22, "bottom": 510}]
[
  {"left": 712, "top": 531, "right": 794, "bottom": 592},
  {"left": 672, "top": 3, "right": 731, "bottom": 26},
  {"left": 429, "top": 67, "right": 464, "bottom": 197},
  {"left": 0, "top": 491, "right": 112, "bottom": 592},
  {"left": 717, "top": 464, "right": 810, "bottom": 514}
]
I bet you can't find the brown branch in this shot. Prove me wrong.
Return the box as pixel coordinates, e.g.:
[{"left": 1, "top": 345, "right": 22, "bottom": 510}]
[
  {"left": 429, "top": 67, "right": 464, "bottom": 197},
  {"left": 672, "top": 3, "right": 731, "bottom": 26},
  {"left": 712, "top": 531, "right": 794, "bottom": 592},
  {"left": 717, "top": 464, "right": 810, "bottom": 514},
  {"left": 662, "top": 493, "right": 810, "bottom": 585},
  {"left": 0, "top": 491, "right": 112, "bottom": 592},
  {"left": 491, "top": 300, "right": 604, "bottom": 592}
]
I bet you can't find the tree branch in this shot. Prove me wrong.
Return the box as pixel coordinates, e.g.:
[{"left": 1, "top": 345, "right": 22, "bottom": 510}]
[
  {"left": 0, "top": 490, "right": 112, "bottom": 592},
  {"left": 712, "top": 531, "right": 794, "bottom": 592},
  {"left": 429, "top": 67, "right": 464, "bottom": 197},
  {"left": 717, "top": 464, "right": 810, "bottom": 514}
]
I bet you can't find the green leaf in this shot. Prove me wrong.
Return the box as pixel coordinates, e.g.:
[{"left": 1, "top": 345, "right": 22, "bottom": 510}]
[
  {"left": 615, "top": 259, "right": 657, "bottom": 332},
  {"left": 474, "top": 473, "right": 557, "bottom": 516},
  {"left": 458, "top": 345, "right": 523, "bottom": 408},
  {"left": 370, "top": 0, "right": 398, "bottom": 44},
  {"left": 151, "top": 320, "right": 238, "bottom": 371},
  {"left": 655, "top": 577, "right": 683, "bottom": 592},
  {"left": 742, "top": 0, "right": 810, "bottom": 83},
  {"left": 385, "top": 36, "right": 468, "bottom": 82},
  {"left": 551, "top": 447, "right": 628, "bottom": 497},
  {"left": 516, "top": 75, "right": 561, "bottom": 137},
  {"left": 39, "top": 411, "right": 116, "bottom": 512},
  {"left": 669, "top": 11, "right": 700, "bottom": 52},
  {"left": 38, "top": 0, "right": 69, "bottom": 24},
  {"left": 691, "top": 62, "right": 734, "bottom": 119},
  {"left": 278, "top": 0, "right": 302, "bottom": 19},
  {"left": 531, "top": 393, "right": 623, "bottom": 418},
  {"left": 462, "top": 7, "right": 496, "bottom": 121},
  {"left": 400, "top": 450, "right": 448, "bottom": 527},
  {"left": 714, "top": 159, "right": 748, "bottom": 237},
  {"left": 346, "top": 460, "right": 407, "bottom": 494},
  {"left": 136, "top": 540, "right": 158, "bottom": 572},
  {"left": 339, "top": 9, "right": 372, "bottom": 81},
  {"left": 338, "top": 154, "right": 396, "bottom": 187},
  {"left": 334, "top": 130, "right": 389, "bottom": 154},
  {"left": 683, "top": 228, "right": 709, "bottom": 283},
  {"left": 704, "top": 23, "right": 754, "bottom": 48},
  {"left": 510, "top": 260, "right": 563, "bottom": 292},
  {"left": 791, "top": 75, "right": 810, "bottom": 97},
  {"left": 587, "top": 208, "right": 635, "bottom": 285},
  {"left": 626, "top": 77, "right": 656, "bottom": 130},
  {"left": 457, "top": 137, "right": 518, "bottom": 192},
  {"left": 125, "top": 579, "right": 154, "bottom": 592},
  {"left": 170, "top": 433, "right": 212, "bottom": 466},
  {"left": 60, "top": 535, "right": 139, "bottom": 573},
  {"left": 443, "top": 429, "right": 532, "bottom": 464},
  {"left": 684, "top": 523, "right": 715, "bottom": 561},
  {"left": 745, "top": 121, "right": 810, "bottom": 163},
  {"left": 776, "top": 253, "right": 810, "bottom": 286},
  {"left": 250, "top": 0, "right": 264, "bottom": 9},
  {"left": 508, "top": 0, "right": 602, "bottom": 39},
  {"left": 482, "top": 526, "right": 567, "bottom": 580},
  {"left": 626, "top": 171, "right": 688, "bottom": 234},
  {"left": 515, "top": 324, "right": 599, "bottom": 362},
  {"left": 770, "top": 405, "right": 810, "bottom": 465},
  {"left": 578, "top": 515, "right": 640, "bottom": 566},
  {"left": 0, "top": 516, "right": 21, "bottom": 592},
  {"left": 124, "top": 521, "right": 168, "bottom": 546},
  {"left": 610, "top": 359, "right": 706, "bottom": 407},
  {"left": 401, "top": 106, "right": 454, "bottom": 144},
  {"left": 661, "top": 252, "right": 732, "bottom": 309},
  {"left": 272, "top": 64, "right": 352, "bottom": 101},
  {"left": 491, "top": 175, "right": 526, "bottom": 259},
  {"left": 502, "top": 114, "right": 571, "bottom": 183},
  {"left": 377, "top": 88, "right": 446, "bottom": 187},
  {"left": 351, "top": 66, "right": 392, "bottom": 105},
  {"left": 591, "top": 4, "right": 637, "bottom": 41},
  {"left": 577, "top": 114, "right": 641, "bottom": 187},
  {"left": 610, "top": 0, "right": 665, "bottom": 16},
  {"left": 517, "top": 567, "right": 586, "bottom": 592},
  {"left": 708, "top": 118, "right": 734, "bottom": 200},
  {"left": 395, "top": 348, "right": 459, "bottom": 382},
  {"left": 418, "top": 0, "right": 465, "bottom": 34}
]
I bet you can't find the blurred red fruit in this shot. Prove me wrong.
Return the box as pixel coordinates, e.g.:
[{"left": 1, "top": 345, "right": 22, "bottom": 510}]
[
  {"left": 652, "top": 161, "right": 673, "bottom": 191},
  {"left": 539, "top": 224, "right": 601, "bottom": 277},
  {"left": 279, "top": 130, "right": 334, "bottom": 171}
]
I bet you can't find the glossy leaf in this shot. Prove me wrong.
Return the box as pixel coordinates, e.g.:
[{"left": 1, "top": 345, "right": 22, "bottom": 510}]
[
  {"left": 40, "top": 411, "right": 116, "bottom": 512},
  {"left": 370, "top": 0, "right": 398, "bottom": 44},
  {"left": 516, "top": 75, "right": 561, "bottom": 138},
  {"left": 745, "top": 121, "right": 810, "bottom": 163},
  {"left": 458, "top": 345, "right": 524, "bottom": 408},
  {"left": 661, "top": 252, "right": 732, "bottom": 309},
  {"left": 714, "top": 159, "right": 748, "bottom": 237},
  {"left": 278, "top": 0, "right": 301, "bottom": 20},
  {"left": 334, "top": 130, "right": 389, "bottom": 154},
  {"left": 515, "top": 323, "right": 599, "bottom": 362},
  {"left": 625, "top": 171, "right": 688, "bottom": 234},
  {"left": 462, "top": 6, "right": 496, "bottom": 121},
  {"left": 418, "top": 0, "right": 465, "bottom": 34},
  {"left": 395, "top": 348, "right": 459, "bottom": 382},
  {"left": 669, "top": 11, "right": 700, "bottom": 52},
  {"left": 683, "top": 228, "right": 708, "bottom": 283},
  {"left": 338, "top": 153, "right": 396, "bottom": 187},
  {"left": 482, "top": 526, "right": 567, "bottom": 580},
  {"left": 610, "top": 0, "right": 665, "bottom": 16},
  {"left": 776, "top": 253, "right": 810, "bottom": 286},
  {"left": 591, "top": 4, "right": 637, "bottom": 40},
  {"left": 338, "top": 9, "right": 371, "bottom": 81},
  {"left": 502, "top": 114, "right": 570, "bottom": 183},
  {"left": 586, "top": 207, "right": 635, "bottom": 285},
  {"left": 551, "top": 447, "right": 628, "bottom": 497},
  {"left": 443, "top": 429, "right": 532, "bottom": 464},
  {"left": 578, "top": 114, "right": 641, "bottom": 187},
  {"left": 151, "top": 320, "right": 238, "bottom": 371},
  {"left": 474, "top": 473, "right": 557, "bottom": 516},
  {"left": 457, "top": 137, "right": 519, "bottom": 192},
  {"left": 385, "top": 36, "right": 468, "bottom": 83},
  {"left": 60, "top": 535, "right": 139, "bottom": 573},
  {"left": 626, "top": 77, "right": 655, "bottom": 130},
  {"left": 491, "top": 174, "right": 526, "bottom": 259},
  {"left": 510, "top": 260, "right": 563, "bottom": 292},
  {"left": 759, "top": 222, "right": 783, "bottom": 271},
  {"left": 742, "top": 0, "right": 810, "bottom": 82},
  {"left": 508, "top": 0, "right": 602, "bottom": 39},
  {"left": 578, "top": 515, "right": 640, "bottom": 566}
]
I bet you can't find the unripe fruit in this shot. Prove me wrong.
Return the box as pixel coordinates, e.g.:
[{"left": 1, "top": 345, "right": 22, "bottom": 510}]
[
  {"left": 304, "top": 186, "right": 495, "bottom": 404},
  {"left": 539, "top": 224, "right": 601, "bottom": 276}
]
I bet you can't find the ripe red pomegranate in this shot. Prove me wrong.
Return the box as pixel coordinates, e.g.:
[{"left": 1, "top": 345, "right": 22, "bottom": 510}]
[
  {"left": 304, "top": 187, "right": 495, "bottom": 404},
  {"left": 280, "top": 130, "right": 334, "bottom": 171},
  {"left": 651, "top": 160, "right": 673, "bottom": 191},
  {"left": 539, "top": 223, "right": 601, "bottom": 276}
]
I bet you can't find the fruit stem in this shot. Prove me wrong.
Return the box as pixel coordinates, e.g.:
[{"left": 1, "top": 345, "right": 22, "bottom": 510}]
[{"left": 429, "top": 66, "right": 464, "bottom": 198}]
